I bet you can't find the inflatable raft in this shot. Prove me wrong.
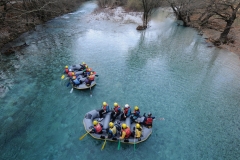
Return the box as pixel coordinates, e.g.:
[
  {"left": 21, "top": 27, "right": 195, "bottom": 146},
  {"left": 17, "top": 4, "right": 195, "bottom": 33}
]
[
  {"left": 69, "top": 64, "right": 84, "bottom": 71},
  {"left": 71, "top": 74, "right": 96, "bottom": 90},
  {"left": 83, "top": 109, "right": 152, "bottom": 144}
]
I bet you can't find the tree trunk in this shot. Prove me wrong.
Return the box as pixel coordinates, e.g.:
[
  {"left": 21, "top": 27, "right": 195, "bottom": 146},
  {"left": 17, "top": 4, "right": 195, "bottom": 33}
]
[
  {"left": 200, "top": 13, "right": 214, "bottom": 26},
  {"left": 218, "top": 2, "right": 240, "bottom": 43},
  {"left": 219, "top": 20, "right": 233, "bottom": 43}
]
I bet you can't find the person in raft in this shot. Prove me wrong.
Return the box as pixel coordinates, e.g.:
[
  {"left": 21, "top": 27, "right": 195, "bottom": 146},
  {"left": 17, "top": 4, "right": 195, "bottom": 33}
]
[
  {"left": 98, "top": 102, "right": 110, "bottom": 121},
  {"left": 132, "top": 123, "right": 142, "bottom": 141},
  {"left": 119, "top": 123, "right": 131, "bottom": 140},
  {"left": 79, "top": 62, "right": 87, "bottom": 71},
  {"left": 140, "top": 113, "right": 155, "bottom": 128},
  {"left": 85, "top": 72, "right": 95, "bottom": 86},
  {"left": 107, "top": 122, "right": 117, "bottom": 138},
  {"left": 120, "top": 104, "right": 131, "bottom": 121},
  {"left": 90, "top": 120, "right": 103, "bottom": 134},
  {"left": 110, "top": 102, "right": 121, "bottom": 122},
  {"left": 130, "top": 106, "right": 141, "bottom": 124},
  {"left": 71, "top": 76, "right": 84, "bottom": 86},
  {"left": 64, "top": 66, "right": 69, "bottom": 74},
  {"left": 67, "top": 69, "right": 75, "bottom": 78}
]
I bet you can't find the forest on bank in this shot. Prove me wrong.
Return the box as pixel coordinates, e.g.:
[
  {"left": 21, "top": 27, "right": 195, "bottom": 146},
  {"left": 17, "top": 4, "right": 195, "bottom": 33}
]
[{"left": 1, "top": 0, "right": 240, "bottom": 54}]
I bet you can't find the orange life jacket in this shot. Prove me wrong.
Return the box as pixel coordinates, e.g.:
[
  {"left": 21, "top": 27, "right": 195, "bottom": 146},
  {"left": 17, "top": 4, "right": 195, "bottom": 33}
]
[
  {"left": 68, "top": 72, "right": 74, "bottom": 77},
  {"left": 122, "top": 127, "right": 131, "bottom": 138},
  {"left": 88, "top": 75, "right": 95, "bottom": 81},
  {"left": 94, "top": 123, "right": 102, "bottom": 133}
]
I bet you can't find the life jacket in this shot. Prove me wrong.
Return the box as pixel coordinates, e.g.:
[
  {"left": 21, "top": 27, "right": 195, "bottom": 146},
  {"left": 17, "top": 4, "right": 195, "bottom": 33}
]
[
  {"left": 65, "top": 68, "right": 69, "bottom": 74},
  {"left": 133, "top": 109, "right": 140, "bottom": 116},
  {"left": 94, "top": 123, "right": 102, "bottom": 133},
  {"left": 114, "top": 106, "right": 120, "bottom": 113},
  {"left": 122, "top": 127, "right": 131, "bottom": 138},
  {"left": 88, "top": 75, "right": 95, "bottom": 81},
  {"left": 102, "top": 104, "right": 108, "bottom": 111},
  {"left": 109, "top": 126, "right": 117, "bottom": 135},
  {"left": 145, "top": 117, "right": 153, "bottom": 125},
  {"left": 124, "top": 108, "right": 129, "bottom": 114},
  {"left": 135, "top": 127, "right": 142, "bottom": 138},
  {"left": 68, "top": 72, "right": 74, "bottom": 77}
]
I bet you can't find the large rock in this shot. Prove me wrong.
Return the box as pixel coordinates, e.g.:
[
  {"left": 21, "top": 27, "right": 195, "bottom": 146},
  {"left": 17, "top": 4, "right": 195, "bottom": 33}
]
[{"left": 136, "top": 25, "right": 147, "bottom": 30}]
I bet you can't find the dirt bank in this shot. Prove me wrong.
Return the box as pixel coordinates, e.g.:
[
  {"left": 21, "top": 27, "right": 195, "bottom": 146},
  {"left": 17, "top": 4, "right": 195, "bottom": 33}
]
[{"left": 190, "top": 14, "right": 240, "bottom": 57}]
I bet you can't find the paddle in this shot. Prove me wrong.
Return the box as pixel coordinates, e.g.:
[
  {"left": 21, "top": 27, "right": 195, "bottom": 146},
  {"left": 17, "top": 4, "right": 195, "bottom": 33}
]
[
  {"left": 66, "top": 78, "right": 73, "bottom": 93},
  {"left": 70, "top": 87, "right": 73, "bottom": 93},
  {"left": 61, "top": 75, "right": 65, "bottom": 79},
  {"left": 134, "top": 131, "right": 136, "bottom": 151},
  {"left": 117, "top": 139, "right": 121, "bottom": 150},
  {"left": 79, "top": 131, "right": 91, "bottom": 140},
  {"left": 134, "top": 138, "right": 136, "bottom": 151},
  {"left": 101, "top": 139, "right": 107, "bottom": 151},
  {"left": 90, "top": 85, "right": 92, "bottom": 97}
]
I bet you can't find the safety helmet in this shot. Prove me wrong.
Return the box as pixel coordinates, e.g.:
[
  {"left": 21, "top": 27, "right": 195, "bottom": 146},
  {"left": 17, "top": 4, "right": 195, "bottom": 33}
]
[
  {"left": 136, "top": 123, "right": 140, "bottom": 129},
  {"left": 114, "top": 102, "right": 118, "bottom": 107},
  {"left": 109, "top": 122, "right": 114, "bottom": 128},
  {"left": 82, "top": 62, "right": 86, "bottom": 65},
  {"left": 103, "top": 102, "right": 107, "bottom": 106},
  {"left": 124, "top": 104, "right": 129, "bottom": 108},
  {"left": 134, "top": 106, "right": 139, "bottom": 110},
  {"left": 65, "top": 66, "right": 68, "bottom": 68},
  {"left": 148, "top": 113, "right": 152, "bottom": 117},
  {"left": 85, "top": 65, "right": 88, "bottom": 68},
  {"left": 122, "top": 123, "right": 127, "bottom": 129},
  {"left": 69, "top": 69, "right": 72, "bottom": 72},
  {"left": 93, "top": 120, "right": 98, "bottom": 126}
]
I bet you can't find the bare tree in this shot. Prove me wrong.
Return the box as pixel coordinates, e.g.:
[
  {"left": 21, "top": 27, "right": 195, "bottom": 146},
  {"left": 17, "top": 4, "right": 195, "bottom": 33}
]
[
  {"left": 0, "top": 0, "right": 85, "bottom": 49},
  {"left": 139, "top": 0, "right": 162, "bottom": 29},
  {"left": 167, "top": 0, "right": 200, "bottom": 27},
  {"left": 0, "top": 0, "right": 13, "bottom": 24},
  {"left": 197, "top": 0, "right": 216, "bottom": 26},
  {"left": 212, "top": 0, "right": 240, "bottom": 44}
]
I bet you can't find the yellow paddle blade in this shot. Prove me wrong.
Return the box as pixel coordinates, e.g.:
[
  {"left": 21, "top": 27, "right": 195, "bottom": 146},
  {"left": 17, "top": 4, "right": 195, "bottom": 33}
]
[
  {"left": 101, "top": 140, "right": 106, "bottom": 151},
  {"left": 79, "top": 132, "right": 89, "bottom": 140},
  {"left": 61, "top": 75, "right": 65, "bottom": 79}
]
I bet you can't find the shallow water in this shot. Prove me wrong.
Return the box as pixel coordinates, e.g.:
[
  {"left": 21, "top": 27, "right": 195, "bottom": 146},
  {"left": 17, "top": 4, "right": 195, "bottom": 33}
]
[{"left": 0, "top": 1, "right": 240, "bottom": 160}]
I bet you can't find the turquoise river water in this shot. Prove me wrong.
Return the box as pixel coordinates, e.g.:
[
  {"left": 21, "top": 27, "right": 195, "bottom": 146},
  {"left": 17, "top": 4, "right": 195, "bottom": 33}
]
[{"left": 0, "top": 1, "right": 240, "bottom": 160}]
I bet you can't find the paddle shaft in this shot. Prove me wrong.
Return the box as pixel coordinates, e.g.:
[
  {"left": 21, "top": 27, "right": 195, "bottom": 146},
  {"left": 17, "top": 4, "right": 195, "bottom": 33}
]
[
  {"left": 101, "top": 139, "right": 106, "bottom": 150},
  {"left": 79, "top": 131, "right": 90, "bottom": 140},
  {"left": 118, "top": 139, "right": 121, "bottom": 150}
]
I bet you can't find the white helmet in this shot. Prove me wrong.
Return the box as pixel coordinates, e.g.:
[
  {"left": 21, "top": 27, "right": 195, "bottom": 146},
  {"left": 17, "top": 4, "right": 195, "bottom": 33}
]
[
  {"left": 124, "top": 104, "right": 129, "bottom": 108},
  {"left": 69, "top": 69, "right": 72, "bottom": 72}
]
